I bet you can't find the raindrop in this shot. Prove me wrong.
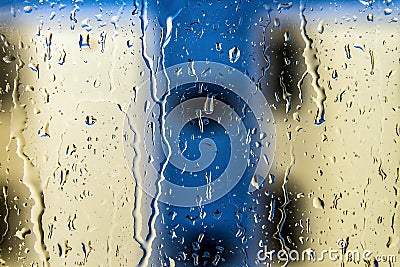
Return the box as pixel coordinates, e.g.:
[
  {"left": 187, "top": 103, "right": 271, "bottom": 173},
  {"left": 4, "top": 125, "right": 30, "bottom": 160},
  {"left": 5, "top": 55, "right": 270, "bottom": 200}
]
[
  {"left": 203, "top": 94, "right": 214, "bottom": 115},
  {"left": 81, "top": 18, "right": 92, "bottom": 32},
  {"left": 344, "top": 44, "right": 351, "bottom": 59},
  {"left": 212, "top": 254, "right": 221, "bottom": 266},
  {"left": 58, "top": 49, "right": 66, "bottom": 65},
  {"left": 79, "top": 34, "right": 90, "bottom": 48},
  {"left": 28, "top": 63, "right": 39, "bottom": 73},
  {"left": 228, "top": 46, "right": 240, "bottom": 63},
  {"left": 95, "top": 14, "right": 103, "bottom": 21},
  {"left": 250, "top": 174, "right": 265, "bottom": 190},
  {"left": 10, "top": 7, "right": 16, "bottom": 17},
  {"left": 23, "top": 5, "right": 33, "bottom": 13},
  {"left": 313, "top": 197, "right": 325, "bottom": 209},
  {"left": 2, "top": 55, "right": 15, "bottom": 64},
  {"left": 317, "top": 20, "right": 324, "bottom": 34},
  {"left": 215, "top": 42, "right": 222, "bottom": 51},
  {"left": 284, "top": 31, "right": 291, "bottom": 42},
  {"left": 277, "top": 2, "right": 293, "bottom": 11},
  {"left": 273, "top": 18, "right": 280, "bottom": 28},
  {"left": 192, "top": 253, "right": 199, "bottom": 266},
  {"left": 93, "top": 79, "right": 101, "bottom": 88},
  {"left": 15, "top": 227, "right": 31, "bottom": 240},
  {"left": 192, "top": 241, "right": 200, "bottom": 251},
  {"left": 384, "top": 8, "right": 392, "bottom": 15},
  {"left": 85, "top": 115, "right": 97, "bottom": 126},
  {"left": 268, "top": 173, "right": 275, "bottom": 184},
  {"left": 38, "top": 123, "right": 50, "bottom": 138},
  {"left": 213, "top": 210, "right": 222, "bottom": 220},
  {"left": 216, "top": 246, "right": 224, "bottom": 252},
  {"left": 367, "top": 13, "right": 374, "bottom": 22},
  {"left": 111, "top": 15, "right": 121, "bottom": 28},
  {"left": 98, "top": 32, "right": 106, "bottom": 53},
  {"left": 196, "top": 109, "right": 204, "bottom": 132},
  {"left": 49, "top": 11, "right": 56, "bottom": 20},
  {"left": 359, "top": 0, "right": 374, "bottom": 7},
  {"left": 198, "top": 233, "right": 204, "bottom": 243},
  {"left": 332, "top": 69, "right": 338, "bottom": 79}
]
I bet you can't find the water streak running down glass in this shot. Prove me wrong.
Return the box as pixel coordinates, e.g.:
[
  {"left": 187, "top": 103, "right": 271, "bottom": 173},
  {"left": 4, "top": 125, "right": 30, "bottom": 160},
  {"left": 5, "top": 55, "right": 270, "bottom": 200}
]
[{"left": 0, "top": 0, "right": 399, "bottom": 266}]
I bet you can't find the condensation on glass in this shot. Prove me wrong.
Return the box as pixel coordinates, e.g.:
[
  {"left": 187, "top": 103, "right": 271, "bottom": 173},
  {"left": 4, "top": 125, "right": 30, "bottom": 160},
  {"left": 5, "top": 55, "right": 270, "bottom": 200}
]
[{"left": 0, "top": 0, "right": 399, "bottom": 266}]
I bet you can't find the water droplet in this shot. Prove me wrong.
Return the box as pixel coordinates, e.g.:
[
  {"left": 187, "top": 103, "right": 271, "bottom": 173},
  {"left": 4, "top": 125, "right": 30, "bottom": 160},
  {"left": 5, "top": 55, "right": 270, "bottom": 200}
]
[
  {"left": 250, "top": 174, "right": 265, "bottom": 190},
  {"left": 192, "top": 241, "right": 200, "bottom": 251},
  {"left": 198, "top": 233, "right": 204, "bottom": 243},
  {"left": 367, "top": 13, "right": 374, "bottom": 22},
  {"left": 98, "top": 31, "right": 106, "bottom": 53},
  {"left": 228, "top": 46, "right": 240, "bottom": 63},
  {"left": 93, "top": 79, "right": 101, "bottom": 88},
  {"left": 2, "top": 55, "right": 15, "bottom": 64},
  {"left": 85, "top": 115, "right": 97, "bottom": 126},
  {"left": 58, "top": 49, "right": 66, "bottom": 65},
  {"left": 212, "top": 254, "right": 221, "bottom": 266},
  {"left": 15, "top": 227, "right": 31, "bottom": 240},
  {"left": 203, "top": 94, "right": 214, "bottom": 115},
  {"left": 313, "top": 197, "right": 325, "bottom": 209},
  {"left": 215, "top": 42, "right": 222, "bottom": 51},
  {"left": 24, "top": 85, "right": 34, "bottom": 92},
  {"left": 268, "top": 174, "right": 275, "bottom": 184},
  {"left": 213, "top": 210, "right": 222, "bottom": 220},
  {"left": 216, "top": 245, "right": 224, "bottom": 252},
  {"left": 359, "top": 0, "right": 374, "bottom": 7},
  {"left": 95, "top": 14, "right": 103, "bottom": 21},
  {"left": 317, "top": 20, "right": 324, "bottom": 34},
  {"left": 344, "top": 44, "right": 351, "bottom": 59},
  {"left": 28, "top": 63, "right": 39, "bottom": 72},
  {"left": 79, "top": 34, "right": 90, "bottom": 48},
  {"left": 38, "top": 123, "right": 50, "bottom": 138},
  {"left": 273, "top": 18, "right": 280, "bottom": 28},
  {"left": 384, "top": 8, "right": 392, "bottom": 15},
  {"left": 284, "top": 31, "right": 291, "bottom": 42},
  {"left": 23, "top": 5, "right": 33, "bottom": 13},
  {"left": 277, "top": 2, "right": 293, "bottom": 11},
  {"left": 192, "top": 253, "right": 199, "bottom": 266},
  {"left": 332, "top": 69, "right": 338, "bottom": 79},
  {"left": 81, "top": 18, "right": 92, "bottom": 32},
  {"left": 111, "top": 15, "right": 121, "bottom": 27},
  {"left": 49, "top": 11, "right": 56, "bottom": 20},
  {"left": 10, "top": 7, "right": 16, "bottom": 17}
]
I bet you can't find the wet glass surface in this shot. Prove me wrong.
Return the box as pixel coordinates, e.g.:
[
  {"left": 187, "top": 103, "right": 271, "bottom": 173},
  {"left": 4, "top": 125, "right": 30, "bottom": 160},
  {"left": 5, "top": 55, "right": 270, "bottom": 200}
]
[{"left": 0, "top": 0, "right": 399, "bottom": 266}]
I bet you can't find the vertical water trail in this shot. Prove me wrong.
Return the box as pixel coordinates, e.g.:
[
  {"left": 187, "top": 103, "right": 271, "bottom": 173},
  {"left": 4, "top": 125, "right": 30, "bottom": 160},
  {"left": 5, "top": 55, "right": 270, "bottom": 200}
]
[
  {"left": 139, "top": 0, "right": 159, "bottom": 103},
  {"left": 109, "top": 32, "right": 118, "bottom": 93},
  {"left": 274, "top": 144, "right": 294, "bottom": 267},
  {"left": 8, "top": 55, "right": 50, "bottom": 266},
  {"left": 0, "top": 186, "right": 9, "bottom": 244},
  {"left": 136, "top": 1, "right": 179, "bottom": 265},
  {"left": 132, "top": 1, "right": 156, "bottom": 265},
  {"left": 280, "top": 75, "right": 292, "bottom": 113},
  {"left": 297, "top": 71, "right": 306, "bottom": 104},
  {"left": 139, "top": 10, "right": 177, "bottom": 265},
  {"left": 256, "top": 5, "right": 272, "bottom": 92},
  {"left": 298, "top": 0, "right": 326, "bottom": 125},
  {"left": 127, "top": 109, "right": 146, "bottom": 264},
  {"left": 131, "top": 0, "right": 148, "bottom": 266}
]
